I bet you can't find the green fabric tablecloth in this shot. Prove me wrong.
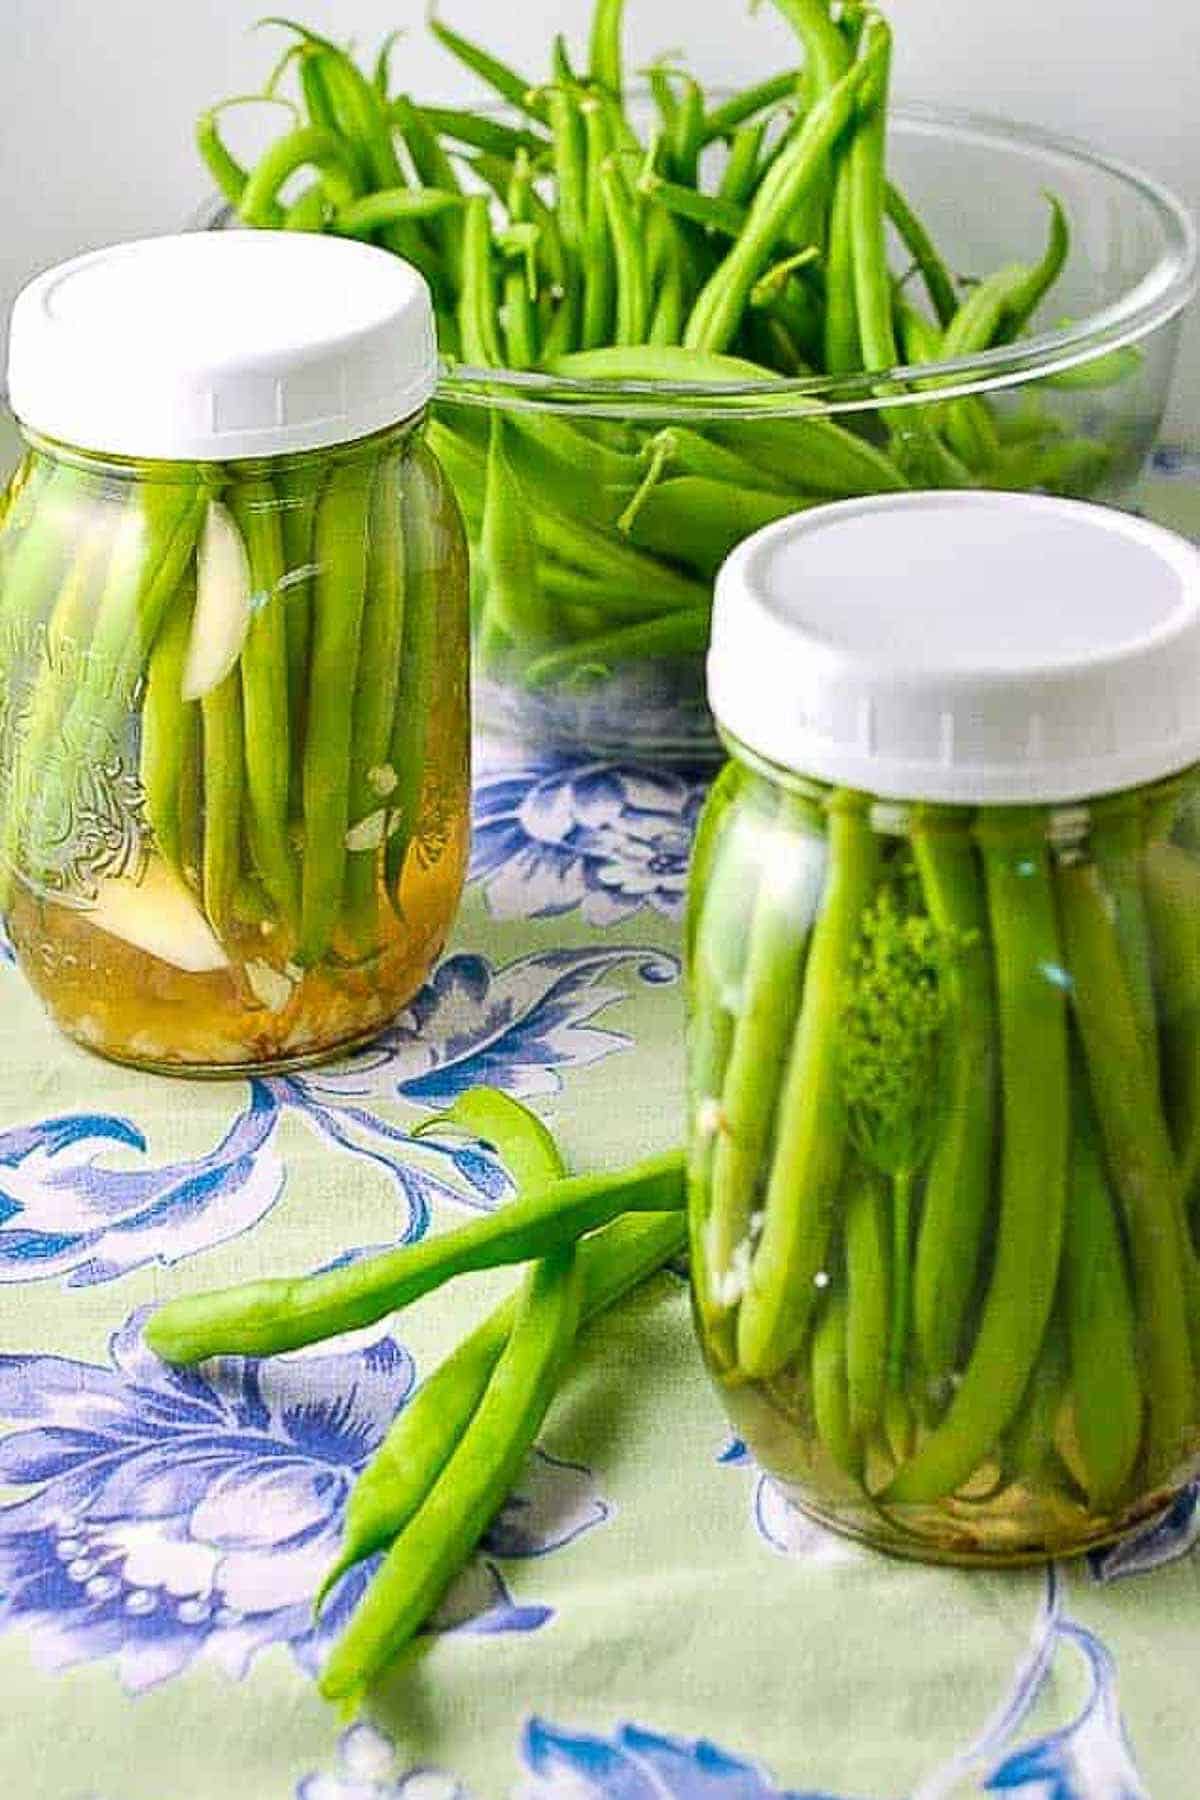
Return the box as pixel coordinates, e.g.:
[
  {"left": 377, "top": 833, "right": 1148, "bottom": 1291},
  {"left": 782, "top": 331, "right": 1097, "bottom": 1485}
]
[{"left": 0, "top": 453, "right": 1198, "bottom": 1800}]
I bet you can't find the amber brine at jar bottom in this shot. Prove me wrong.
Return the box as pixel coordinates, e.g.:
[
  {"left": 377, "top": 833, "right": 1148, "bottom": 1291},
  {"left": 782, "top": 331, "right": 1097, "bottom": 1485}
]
[{"left": 6, "top": 826, "right": 468, "bottom": 1075}]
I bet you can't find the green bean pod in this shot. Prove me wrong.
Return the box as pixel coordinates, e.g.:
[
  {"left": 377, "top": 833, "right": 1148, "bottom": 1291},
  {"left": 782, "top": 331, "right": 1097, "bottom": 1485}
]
[
  {"left": 146, "top": 1147, "right": 685, "bottom": 1365},
  {"left": 228, "top": 479, "right": 299, "bottom": 930},
  {"left": 139, "top": 561, "right": 198, "bottom": 878},
  {"left": 886, "top": 810, "right": 1069, "bottom": 1505},
  {"left": 1064, "top": 1070, "right": 1144, "bottom": 1512},
  {"left": 319, "top": 1244, "right": 583, "bottom": 1703},
  {"left": 812, "top": 1291, "right": 860, "bottom": 1480},
  {"left": 1057, "top": 846, "right": 1195, "bottom": 1484},
  {"left": 737, "top": 791, "right": 881, "bottom": 1380},
  {"left": 910, "top": 808, "right": 996, "bottom": 1395},
  {"left": 200, "top": 670, "right": 246, "bottom": 944},
  {"left": 685, "top": 58, "right": 867, "bottom": 354},
  {"left": 623, "top": 475, "right": 808, "bottom": 579},
  {"left": 703, "top": 788, "right": 826, "bottom": 1323},
  {"left": 1143, "top": 837, "right": 1200, "bottom": 1213},
  {"left": 844, "top": 1168, "right": 889, "bottom": 1437},
  {"left": 297, "top": 460, "right": 371, "bottom": 964},
  {"left": 342, "top": 457, "right": 406, "bottom": 948}
]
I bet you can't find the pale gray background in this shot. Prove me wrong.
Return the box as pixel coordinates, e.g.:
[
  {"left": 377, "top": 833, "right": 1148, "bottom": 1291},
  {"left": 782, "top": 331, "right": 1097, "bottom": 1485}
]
[{"left": 2, "top": 0, "right": 1198, "bottom": 438}]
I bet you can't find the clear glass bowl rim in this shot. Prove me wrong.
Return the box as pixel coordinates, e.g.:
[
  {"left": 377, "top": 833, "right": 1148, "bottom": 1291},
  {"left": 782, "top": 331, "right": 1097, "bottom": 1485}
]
[{"left": 435, "top": 100, "right": 1199, "bottom": 420}]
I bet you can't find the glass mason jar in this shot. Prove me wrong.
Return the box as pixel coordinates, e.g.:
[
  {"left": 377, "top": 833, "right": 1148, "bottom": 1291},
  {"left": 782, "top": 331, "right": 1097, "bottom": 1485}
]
[
  {"left": 0, "top": 234, "right": 469, "bottom": 1074},
  {"left": 688, "top": 492, "right": 1200, "bottom": 1563}
]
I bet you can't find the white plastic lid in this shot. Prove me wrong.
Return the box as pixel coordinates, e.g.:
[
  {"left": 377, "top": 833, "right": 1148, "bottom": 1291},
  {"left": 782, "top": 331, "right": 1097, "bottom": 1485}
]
[
  {"left": 709, "top": 491, "right": 1200, "bottom": 804},
  {"left": 6, "top": 233, "right": 438, "bottom": 461}
]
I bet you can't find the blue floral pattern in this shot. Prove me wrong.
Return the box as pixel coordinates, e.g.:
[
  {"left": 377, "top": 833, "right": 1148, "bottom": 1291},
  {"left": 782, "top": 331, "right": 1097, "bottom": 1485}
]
[
  {"left": 0, "top": 1307, "right": 611, "bottom": 1691},
  {"left": 0, "top": 945, "right": 676, "bottom": 1286},
  {"left": 470, "top": 743, "right": 709, "bottom": 925}
]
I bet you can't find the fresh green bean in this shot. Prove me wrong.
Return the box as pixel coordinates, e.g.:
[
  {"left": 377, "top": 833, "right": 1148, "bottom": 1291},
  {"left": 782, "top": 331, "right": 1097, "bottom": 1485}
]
[
  {"left": 589, "top": 0, "right": 626, "bottom": 98},
  {"left": 297, "top": 460, "right": 371, "bottom": 964},
  {"left": 457, "top": 194, "right": 504, "bottom": 367},
  {"left": 737, "top": 792, "right": 881, "bottom": 1380},
  {"left": 325, "top": 1202, "right": 689, "bottom": 1595},
  {"left": 522, "top": 609, "right": 712, "bottom": 689},
  {"left": 146, "top": 1147, "right": 684, "bottom": 1364},
  {"left": 414, "top": 1088, "right": 565, "bottom": 1194},
  {"left": 885, "top": 182, "right": 957, "bottom": 328},
  {"left": 685, "top": 59, "right": 867, "bottom": 354},
  {"left": 239, "top": 125, "right": 360, "bottom": 227},
  {"left": 429, "top": 12, "right": 548, "bottom": 125},
  {"left": 845, "top": 18, "right": 897, "bottom": 373},
  {"left": 479, "top": 414, "right": 554, "bottom": 647},
  {"left": 332, "top": 188, "right": 463, "bottom": 240},
  {"left": 710, "top": 416, "right": 909, "bottom": 496},
  {"left": 228, "top": 480, "right": 299, "bottom": 930},
  {"left": 499, "top": 157, "right": 541, "bottom": 371},
  {"left": 196, "top": 105, "right": 269, "bottom": 217},
  {"left": 717, "top": 122, "right": 768, "bottom": 209},
  {"left": 886, "top": 810, "right": 1069, "bottom": 1504},
  {"left": 415, "top": 104, "right": 548, "bottom": 161},
  {"left": 598, "top": 155, "right": 647, "bottom": 348},
  {"left": 579, "top": 97, "right": 616, "bottom": 351},
  {"left": 639, "top": 175, "right": 746, "bottom": 240},
  {"left": 622, "top": 475, "right": 805, "bottom": 579},
  {"left": 700, "top": 70, "right": 804, "bottom": 145},
  {"left": 284, "top": 182, "right": 327, "bottom": 231},
  {"left": 319, "top": 1245, "right": 582, "bottom": 1703},
  {"left": 548, "top": 77, "right": 588, "bottom": 350},
  {"left": 823, "top": 159, "right": 860, "bottom": 375}
]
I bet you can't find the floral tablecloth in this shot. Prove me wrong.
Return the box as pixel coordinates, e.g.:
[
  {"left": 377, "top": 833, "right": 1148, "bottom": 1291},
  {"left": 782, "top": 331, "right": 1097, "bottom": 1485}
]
[{"left": 1, "top": 451, "right": 1199, "bottom": 1800}]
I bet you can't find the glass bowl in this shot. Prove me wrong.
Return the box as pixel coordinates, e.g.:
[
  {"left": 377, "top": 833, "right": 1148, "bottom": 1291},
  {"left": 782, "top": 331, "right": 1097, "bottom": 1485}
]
[{"left": 436, "top": 103, "right": 1197, "bottom": 762}]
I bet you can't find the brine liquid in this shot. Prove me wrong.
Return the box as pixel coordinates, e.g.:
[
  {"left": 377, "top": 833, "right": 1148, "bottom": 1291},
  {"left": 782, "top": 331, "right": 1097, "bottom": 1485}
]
[
  {"left": 7, "top": 807, "right": 469, "bottom": 1075},
  {"left": 704, "top": 1333, "right": 1184, "bottom": 1566}
]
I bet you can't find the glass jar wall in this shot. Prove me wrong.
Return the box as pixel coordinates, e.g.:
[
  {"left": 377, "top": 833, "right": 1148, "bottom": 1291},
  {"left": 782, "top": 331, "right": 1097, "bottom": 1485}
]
[
  {"left": 0, "top": 419, "right": 469, "bottom": 1073},
  {"left": 687, "top": 750, "right": 1200, "bottom": 1562}
]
